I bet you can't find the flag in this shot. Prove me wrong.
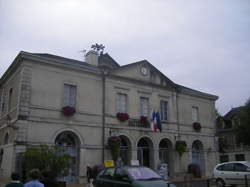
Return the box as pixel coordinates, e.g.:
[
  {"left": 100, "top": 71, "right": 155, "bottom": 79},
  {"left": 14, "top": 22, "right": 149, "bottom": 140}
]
[
  {"left": 151, "top": 111, "right": 157, "bottom": 132},
  {"left": 156, "top": 111, "right": 162, "bottom": 132}
]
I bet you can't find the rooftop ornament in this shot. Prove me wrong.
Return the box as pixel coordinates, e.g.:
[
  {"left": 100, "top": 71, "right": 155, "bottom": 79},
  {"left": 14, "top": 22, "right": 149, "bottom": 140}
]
[{"left": 91, "top": 43, "right": 105, "bottom": 54}]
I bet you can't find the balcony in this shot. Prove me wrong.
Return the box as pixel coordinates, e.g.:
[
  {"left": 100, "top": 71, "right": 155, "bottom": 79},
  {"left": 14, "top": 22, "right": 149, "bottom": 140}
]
[{"left": 128, "top": 118, "right": 150, "bottom": 128}]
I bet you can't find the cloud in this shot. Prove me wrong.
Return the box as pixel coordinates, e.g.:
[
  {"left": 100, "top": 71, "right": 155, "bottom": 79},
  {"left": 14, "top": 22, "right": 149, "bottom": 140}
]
[{"left": 0, "top": 0, "right": 249, "bottom": 114}]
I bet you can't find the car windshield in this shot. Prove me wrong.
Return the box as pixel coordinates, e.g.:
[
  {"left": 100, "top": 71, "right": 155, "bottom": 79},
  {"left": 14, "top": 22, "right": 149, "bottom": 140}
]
[
  {"left": 245, "top": 162, "right": 250, "bottom": 168},
  {"left": 127, "top": 167, "right": 162, "bottom": 180}
]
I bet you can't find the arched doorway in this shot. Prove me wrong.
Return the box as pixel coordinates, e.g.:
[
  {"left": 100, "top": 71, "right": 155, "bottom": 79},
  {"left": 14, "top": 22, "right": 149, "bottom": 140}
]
[
  {"left": 55, "top": 131, "right": 80, "bottom": 184},
  {"left": 137, "top": 137, "right": 153, "bottom": 168},
  {"left": 192, "top": 140, "right": 205, "bottom": 176},
  {"left": 119, "top": 135, "right": 131, "bottom": 166},
  {"left": 159, "top": 138, "right": 173, "bottom": 177}
]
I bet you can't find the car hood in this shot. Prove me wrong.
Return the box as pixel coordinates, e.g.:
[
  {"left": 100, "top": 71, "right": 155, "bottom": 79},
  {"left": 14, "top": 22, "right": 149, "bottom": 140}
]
[{"left": 133, "top": 180, "right": 176, "bottom": 187}]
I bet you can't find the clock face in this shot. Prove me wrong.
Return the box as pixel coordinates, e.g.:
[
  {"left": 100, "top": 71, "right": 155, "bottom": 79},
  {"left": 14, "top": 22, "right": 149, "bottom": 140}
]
[{"left": 141, "top": 67, "right": 148, "bottom": 76}]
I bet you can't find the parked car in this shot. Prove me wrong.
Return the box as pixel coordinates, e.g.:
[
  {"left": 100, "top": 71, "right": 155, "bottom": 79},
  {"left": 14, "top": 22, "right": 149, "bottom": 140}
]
[
  {"left": 213, "top": 161, "right": 250, "bottom": 187},
  {"left": 95, "top": 166, "right": 176, "bottom": 187}
]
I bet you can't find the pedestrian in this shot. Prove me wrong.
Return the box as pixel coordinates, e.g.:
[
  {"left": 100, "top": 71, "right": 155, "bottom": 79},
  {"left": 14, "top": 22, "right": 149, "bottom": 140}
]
[
  {"left": 5, "top": 172, "right": 24, "bottom": 187},
  {"left": 86, "top": 165, "right": 94, "bottom": 187},
  {"left": 41, "top": 170, "right": 59, "bottom": 187},
  {"left": 24, "top": 169, "right": 44, "bottom": 187}
]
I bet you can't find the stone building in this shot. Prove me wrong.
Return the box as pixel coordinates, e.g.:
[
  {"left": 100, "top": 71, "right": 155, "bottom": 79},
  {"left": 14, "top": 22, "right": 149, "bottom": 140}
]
[
  {"left": 216, "top": 107, "right": 250, "bottom": 163},
  {"left": 0, "top": 49, "right": 218, "bottom": 184}
]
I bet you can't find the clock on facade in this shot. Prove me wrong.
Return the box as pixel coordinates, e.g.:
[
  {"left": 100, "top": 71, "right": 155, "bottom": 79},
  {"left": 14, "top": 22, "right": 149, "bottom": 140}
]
[{"left": 140, "top": 66, "right": 148, "bottom": 76}]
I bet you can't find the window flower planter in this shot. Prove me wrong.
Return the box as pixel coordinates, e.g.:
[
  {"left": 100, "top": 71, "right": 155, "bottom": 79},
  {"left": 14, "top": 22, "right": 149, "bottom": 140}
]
[
  {"left": 175, "top": 140, "right": 187, "bottom": 156},
  {"left": 193, "top": 122, "right": 201, "bottom": 131},
  {"left": 108, "top": 136, "right": 121, "bottom": 162},
  {"left": 116, "top": 113, "right": 129, "bottom": 122},
  {"left": 62, "top": 106, "right": 76, "bottom": 116}
]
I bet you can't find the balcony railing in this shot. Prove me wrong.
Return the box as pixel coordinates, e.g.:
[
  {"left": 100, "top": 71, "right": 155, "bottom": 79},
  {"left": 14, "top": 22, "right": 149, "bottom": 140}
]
[{"left": 128, "top": 119, "right": 150, "bottom": 128}]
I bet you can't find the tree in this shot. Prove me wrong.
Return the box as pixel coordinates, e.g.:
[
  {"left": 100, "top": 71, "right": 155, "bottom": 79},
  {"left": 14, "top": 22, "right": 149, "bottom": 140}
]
[
  {"left": 235, "top": 98, "right": 250, "bottom": 146},
  {"left": 23, "top": 145, "right": 70, "bottom": 178}
]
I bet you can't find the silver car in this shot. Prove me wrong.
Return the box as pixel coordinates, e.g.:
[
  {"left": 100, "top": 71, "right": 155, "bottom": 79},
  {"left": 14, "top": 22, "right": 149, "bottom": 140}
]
[{"left": 213, "top": 161, "right": 250, "bottom": 187}]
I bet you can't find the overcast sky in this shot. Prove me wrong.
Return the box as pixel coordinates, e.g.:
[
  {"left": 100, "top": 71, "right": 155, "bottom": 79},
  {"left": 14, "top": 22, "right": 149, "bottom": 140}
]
[{"left": 0, "top": 0, "right": 249, "bottom": 115}]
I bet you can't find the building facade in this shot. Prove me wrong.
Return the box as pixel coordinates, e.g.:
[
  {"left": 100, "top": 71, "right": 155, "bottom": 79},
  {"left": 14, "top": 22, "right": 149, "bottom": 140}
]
[
  {"left": 0, "top": 49, "right": 218, "bottom": 184},
  {"left": 217, "top": 107, "right": 250, "bottom": 163}
]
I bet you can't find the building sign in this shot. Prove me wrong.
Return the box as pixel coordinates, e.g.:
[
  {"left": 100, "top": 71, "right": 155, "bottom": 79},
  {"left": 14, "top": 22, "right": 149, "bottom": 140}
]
[{"left": 104, "top": 160, "right": 114, "bottom": 167}]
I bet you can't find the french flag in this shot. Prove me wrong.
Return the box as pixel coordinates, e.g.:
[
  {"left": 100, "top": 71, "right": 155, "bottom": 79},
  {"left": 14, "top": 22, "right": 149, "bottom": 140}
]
[{"left": 151, "top": 112, "right": 157, "bottom": 132}]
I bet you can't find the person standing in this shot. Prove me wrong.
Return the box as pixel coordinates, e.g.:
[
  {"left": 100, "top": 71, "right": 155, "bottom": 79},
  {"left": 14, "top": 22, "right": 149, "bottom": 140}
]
[
  {"left": 24, "top": 169, "right": 44, "bottom": 187},
  {"left": 5, "top": 172, "right": 23, "bottom": 187},
  {"left": 41, "top": 171, "right": 59, "bottom": 187}
]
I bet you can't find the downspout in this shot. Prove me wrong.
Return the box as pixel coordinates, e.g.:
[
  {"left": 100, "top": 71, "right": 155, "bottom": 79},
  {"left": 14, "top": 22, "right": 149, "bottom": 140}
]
[
  {"left": 101, "top": 70, "right": 106, "bottom": 163},
  {"left": 176, "top": 88, "right": 180, "bottom": 139}
]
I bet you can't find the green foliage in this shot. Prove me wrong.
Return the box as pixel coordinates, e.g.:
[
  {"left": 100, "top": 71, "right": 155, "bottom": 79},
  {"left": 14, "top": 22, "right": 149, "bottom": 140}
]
[
  {"left": 235, "top": 98, "right": 250, "bottom": 146},
  {"left": 23, "top": 145, "right": 70, "bottom": 178},
  {"left": 175, "top": 141, "right": 187, "bottom": 157}
]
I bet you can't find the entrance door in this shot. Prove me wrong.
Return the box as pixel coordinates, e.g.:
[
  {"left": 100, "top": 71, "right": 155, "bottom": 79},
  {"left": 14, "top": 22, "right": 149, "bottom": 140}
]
[
  {"left": 119, "top": 136, "right": 131, "bottom": 166},
  {"left": 137, "top": 137, "right": 153, "bottom": 168},
  {"left": 55, "top": 131, "right": 80, "bottom": 184},
  {"left": 192, "top": 140, "right": 205, "bottom": 176}
]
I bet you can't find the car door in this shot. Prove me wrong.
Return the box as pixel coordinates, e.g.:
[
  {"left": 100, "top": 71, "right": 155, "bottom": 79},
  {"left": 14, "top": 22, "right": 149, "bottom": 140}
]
[
  {"left": 96, "top": 168, "right": 115, "bottom": 187},
  {"left": 220, "top": 163, "right": 235, "bottom": 185},
  {"left": 233, "top": 163, "right": 250, "bottom": 186}
]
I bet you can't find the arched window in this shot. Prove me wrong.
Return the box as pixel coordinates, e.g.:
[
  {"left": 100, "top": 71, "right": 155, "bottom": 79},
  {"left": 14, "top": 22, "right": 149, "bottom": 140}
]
[
  {"left": 137, "top": 137, "right": 153, "bottom": 168},
  {"left": 55, "top": 131, "right": 80, "bottom": 184},
  {"left": 192, "top": 140, "right": 205, "bottom": 176},
  {"left": 119, "top": 135, "right": 131, "bottom": 166}
]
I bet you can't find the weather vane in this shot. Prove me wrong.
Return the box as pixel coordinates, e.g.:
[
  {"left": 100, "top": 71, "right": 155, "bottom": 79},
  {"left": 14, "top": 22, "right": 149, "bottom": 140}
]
[{"left": 91, "top": 43, "right": 105, "bottom": 54}]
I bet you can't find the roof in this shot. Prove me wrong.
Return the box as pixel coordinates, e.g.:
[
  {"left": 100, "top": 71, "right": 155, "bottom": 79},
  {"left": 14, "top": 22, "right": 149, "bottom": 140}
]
[
  {"left": 111, "top": 60, "right": 177, "bottom": 88},
  {"left": 224, "top": 107, "right": 244, "bottom": 119},
  {"left": 98, "top": 53, "right": 120, "bottom": 68},
  {"left": 31, "top": 52, "right": 101, "bottom": 71},
  {"left": 0, "top": 51, "right": 219, "bottom": 101},
  {"left": 176, "top": 84, "right": 218, "bottom": 100}
]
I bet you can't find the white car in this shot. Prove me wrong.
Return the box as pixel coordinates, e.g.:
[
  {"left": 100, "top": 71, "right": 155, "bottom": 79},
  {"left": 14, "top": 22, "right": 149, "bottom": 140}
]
[{"left": 213, "top": 161, "right": 250, "bottom": 187}]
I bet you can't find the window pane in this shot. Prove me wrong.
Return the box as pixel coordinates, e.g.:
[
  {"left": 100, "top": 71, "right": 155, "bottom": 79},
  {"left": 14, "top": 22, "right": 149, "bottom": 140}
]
[
  {"left": 234, "top": 163, "right": 247, "bottom": 172},
  {"left": 222, "top": 163, "right": 234, "bottom": 171},
  {"left": 117, "top": 93, "right": 127, "bottom": 113},
  {"left": 64, "top": 84, "right": 76, "bottom": 107},
  {"left": 140, "top": 97, "right": 149, "bottom": 116},
  {"left": 235, "top": 154, "right": 245, "bottom": 161},
  {"left": 160, "top": 101, "right": 168, "bottom": 121},
  {"left": 192, "top": 106, "right": 199, "bottom": 122}
]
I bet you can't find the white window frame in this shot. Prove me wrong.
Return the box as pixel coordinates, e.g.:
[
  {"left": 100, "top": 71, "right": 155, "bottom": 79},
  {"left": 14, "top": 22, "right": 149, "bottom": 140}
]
[
  {"left": 116, "top": 93, "right": 127, "bottom": 113},
  {"left": 63, "top": 84, "right": 77, "bottom": 107},
  {"left": 192, "top": 106, "right": 199, "bottom": 122},
  {"left": 140, "top": 97, "right": 149, "bottom": 117},
  {"left": 160, "top": 100, "right": 168, "bottom": 121}
]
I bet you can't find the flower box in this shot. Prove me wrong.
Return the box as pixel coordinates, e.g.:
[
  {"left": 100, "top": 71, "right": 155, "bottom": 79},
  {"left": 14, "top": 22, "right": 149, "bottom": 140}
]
[
  {"left": 175, "top": 140, "right": 187, "bottom": 156},
  {"left": 116, "top": 113, "right": 129, "bottom": 122},
  {"left": 62, "top": 106, "right": 76, "bottom": 116},
  {"left": 140, "top": 116, "right": 149, "bottom": 127},
  {"left": 108, "top": 136, "right": 121, "bottom": 161},
  {"left": 193, "top": 122, "right": 201, "bottom": 131}
]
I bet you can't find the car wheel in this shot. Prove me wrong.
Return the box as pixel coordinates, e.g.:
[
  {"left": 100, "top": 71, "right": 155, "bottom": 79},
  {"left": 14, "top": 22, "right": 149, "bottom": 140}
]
[{"left": 216, "top": 178, "right": 225, "bottom": 187}]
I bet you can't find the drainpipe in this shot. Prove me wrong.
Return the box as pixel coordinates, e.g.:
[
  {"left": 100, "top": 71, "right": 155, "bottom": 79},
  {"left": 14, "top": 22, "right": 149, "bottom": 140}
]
[
  {"left": 102, "top": 70, "right": 106, "bottom": 163},
  {"left": 176, "top": 88, "right": 180, "bottom": 139}
]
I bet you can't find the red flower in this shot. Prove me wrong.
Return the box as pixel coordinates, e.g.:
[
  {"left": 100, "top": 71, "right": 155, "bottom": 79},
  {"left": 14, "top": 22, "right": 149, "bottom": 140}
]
[
  {"left": 108, "top": 136, "right": 121, "bottom": 147},
  {"left": 193, "top": 122, "right": 201, "bottom": 131},
  {"left": 140, "top": 116, "right": 149, "bottom": 127},
  {"left": 62, "top": 106, "right": 76, "bottom": 116},
  {"left": 116, "top": 113, "right": 129, "bottom": 121}
]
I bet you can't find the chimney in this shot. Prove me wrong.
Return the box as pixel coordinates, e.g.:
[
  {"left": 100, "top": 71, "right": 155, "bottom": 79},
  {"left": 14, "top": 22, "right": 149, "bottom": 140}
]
[{"left": 85, "top": 50, "right": 99, "bottom": 66}]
